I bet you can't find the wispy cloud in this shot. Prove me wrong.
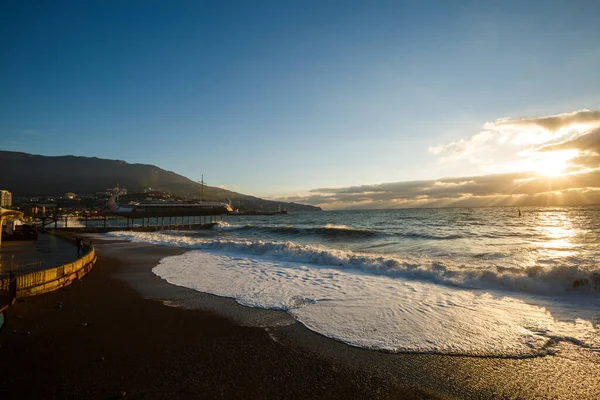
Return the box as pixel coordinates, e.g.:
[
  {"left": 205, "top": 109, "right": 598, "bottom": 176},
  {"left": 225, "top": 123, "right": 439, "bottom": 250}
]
[{"left": 280, "top": 109, "right": 600, "bottom": 209}]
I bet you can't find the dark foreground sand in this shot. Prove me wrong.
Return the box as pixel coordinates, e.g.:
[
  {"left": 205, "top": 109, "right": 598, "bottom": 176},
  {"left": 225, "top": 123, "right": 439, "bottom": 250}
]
[{"left": 1, "top": 236, "right": 598, "bottom": 399}]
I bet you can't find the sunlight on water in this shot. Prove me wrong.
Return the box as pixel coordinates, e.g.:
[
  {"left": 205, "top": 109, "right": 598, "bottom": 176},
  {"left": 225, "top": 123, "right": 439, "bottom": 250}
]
[
  {"left": 533, "top": 211, "right": 579, "bottom": 257},
  {"left": 107, "top": 206, "right": 600, "bottom": 357}
]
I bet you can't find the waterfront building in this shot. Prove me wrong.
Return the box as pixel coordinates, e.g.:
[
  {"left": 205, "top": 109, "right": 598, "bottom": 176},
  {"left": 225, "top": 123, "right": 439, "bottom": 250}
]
[
  {"left": 0, "top": 207, "right": 23, "bottom": 246},
  {"left": 0, "top": 190, "right": 12, "bottom": 207}
]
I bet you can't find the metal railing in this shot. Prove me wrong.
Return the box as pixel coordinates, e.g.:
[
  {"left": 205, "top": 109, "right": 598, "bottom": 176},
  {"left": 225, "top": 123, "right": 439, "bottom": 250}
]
[
  {"left": 0, "top": 260, "right": 46, "bottom": 306},
  {"left": 0, "top": 247, "right": 95, "bottom": 309},
  {"left": 0, "top": 259, "right": 45, "bottom": 275},
  {"left": 0, "top": 272, "right": 17, "bottom": 309}
]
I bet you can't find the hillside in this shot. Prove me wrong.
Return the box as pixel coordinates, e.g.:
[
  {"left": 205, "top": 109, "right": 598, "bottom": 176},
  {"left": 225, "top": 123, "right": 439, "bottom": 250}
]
[{"left": 0, "top": 151, "right": 321, "bottom": 212}]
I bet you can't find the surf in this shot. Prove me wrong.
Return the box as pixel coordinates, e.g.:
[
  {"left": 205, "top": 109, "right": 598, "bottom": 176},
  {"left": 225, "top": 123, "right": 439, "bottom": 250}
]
[
  {"left": 151, "top": 249, "right": 600, "bottom": 357},
  {"left": 107, "top": 230, "right": 600, "bottom": 296}
]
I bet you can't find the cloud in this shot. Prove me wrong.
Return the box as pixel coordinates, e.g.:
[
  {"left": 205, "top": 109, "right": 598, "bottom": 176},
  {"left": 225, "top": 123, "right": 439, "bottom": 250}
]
[
  {"left": 538, "top": 127, "right": 600, "bottom": 171},
  {"left": 502, "top": 110, "right": 600, "bottom": 132},
  {"left": 280, "top": 109, "right": 600, "bottom": 209},
  {"left": 278, "top": 170, "right": 600, "bottom": 209},
  {"left": 539, "top": 126, "right": 600, "bottom": 154},
  {"left": 428, "top": 109, "right": 600, "bottom": 175}
]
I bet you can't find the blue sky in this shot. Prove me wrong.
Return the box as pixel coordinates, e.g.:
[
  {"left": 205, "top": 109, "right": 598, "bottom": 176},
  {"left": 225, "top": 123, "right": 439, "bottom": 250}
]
[{"left": 1, "top": 0, "right": 599, "bottom": 202}]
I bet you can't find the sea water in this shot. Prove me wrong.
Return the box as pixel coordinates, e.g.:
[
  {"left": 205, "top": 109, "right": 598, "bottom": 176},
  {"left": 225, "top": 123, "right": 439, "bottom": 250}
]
[{"left": 107, "top": 206, "right": 600, "bottom": 357}]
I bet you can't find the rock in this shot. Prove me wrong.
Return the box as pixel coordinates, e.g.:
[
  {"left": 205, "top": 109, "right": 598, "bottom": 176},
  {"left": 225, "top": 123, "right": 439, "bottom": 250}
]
[
  {"left": 117, "top": 390, "right": 127, "bottom": 398},
  {"left": 572, "top": 278, "right": 589, "bottom": 288}
]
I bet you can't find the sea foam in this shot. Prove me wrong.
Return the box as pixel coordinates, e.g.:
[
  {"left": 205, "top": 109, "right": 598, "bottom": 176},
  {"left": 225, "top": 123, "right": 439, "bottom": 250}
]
[
  {"left": 105, "top": 230, "right": 600, "bottom": 356},
  {"left": 107, "top": 231, "right": 600, "bottom": 295},
  {"left": 152, "top": 249, "right": 600, "bottom": 356}
]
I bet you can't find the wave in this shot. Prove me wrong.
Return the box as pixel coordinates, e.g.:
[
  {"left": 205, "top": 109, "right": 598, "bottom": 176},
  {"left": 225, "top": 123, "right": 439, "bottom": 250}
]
[
  {"left": 209, "top": 221, "right": 247, "bottom": 231},
  {"left": 208, "top": 222, "right": 469, "bottom": 241},
  {"left": 397, "top": 232, "right": 466, "bottom": 240},
  {"left": 154, "top": 250, "right": 600, "bottom": 357},
  {"left": 107, "top": 231, "right": 600, "bottom": 296},
  {"left": 266, "top": 224, "right": 378, "bottom": 239},
  {"left": 207, "top": 222, "right": 381, "bottom": 239}
]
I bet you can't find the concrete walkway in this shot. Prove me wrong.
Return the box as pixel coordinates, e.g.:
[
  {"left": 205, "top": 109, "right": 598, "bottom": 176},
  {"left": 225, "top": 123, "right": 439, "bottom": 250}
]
[{"left": 0, "top": 233, "right": 78, "bottom": 274}]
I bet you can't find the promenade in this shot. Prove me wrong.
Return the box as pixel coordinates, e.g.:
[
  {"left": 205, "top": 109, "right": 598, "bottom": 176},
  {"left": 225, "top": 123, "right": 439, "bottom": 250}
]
[
  {"left": 0, "top": 232, "right": 96, "bottom": 317},
  {"left": 0, "top": 232, "right": 79, "bottom": 274}
]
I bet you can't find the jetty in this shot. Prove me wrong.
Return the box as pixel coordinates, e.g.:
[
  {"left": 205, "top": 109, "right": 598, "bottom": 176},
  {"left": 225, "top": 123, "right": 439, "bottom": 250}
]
[{"left": 38, "top": 214, "right": 225, "bottom": 233}]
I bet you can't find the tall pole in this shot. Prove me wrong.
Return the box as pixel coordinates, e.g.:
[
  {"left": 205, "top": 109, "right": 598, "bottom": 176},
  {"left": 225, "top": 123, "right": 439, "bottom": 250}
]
[{"left": 200, "top": 175, "right": 204, "bottom": 201}]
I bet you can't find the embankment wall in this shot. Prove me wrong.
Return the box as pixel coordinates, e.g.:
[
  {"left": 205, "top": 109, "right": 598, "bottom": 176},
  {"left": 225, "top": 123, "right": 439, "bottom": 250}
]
[{"left": 0, "top": 247, "right": 96, "bottom": 299}]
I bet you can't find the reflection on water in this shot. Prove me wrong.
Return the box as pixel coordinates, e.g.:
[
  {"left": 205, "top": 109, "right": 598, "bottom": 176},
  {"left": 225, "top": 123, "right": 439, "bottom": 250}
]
[
  {"left": 532, "top": 211, "right": 579, "bottom": 257},
  {"left": 210, "top": 206, "right": 600, "bottom": 279}
]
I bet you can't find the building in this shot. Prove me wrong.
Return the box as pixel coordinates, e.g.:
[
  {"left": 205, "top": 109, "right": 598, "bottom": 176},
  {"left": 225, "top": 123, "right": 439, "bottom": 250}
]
[
  {"left": 21, "top": 202, "right": 57, "bottom": 217},
  {"left": 0, "top": 190, "right": 12, "bottom": 207},
  {"left": 107, "top": 185, "right": 127, "bottom": 195}
]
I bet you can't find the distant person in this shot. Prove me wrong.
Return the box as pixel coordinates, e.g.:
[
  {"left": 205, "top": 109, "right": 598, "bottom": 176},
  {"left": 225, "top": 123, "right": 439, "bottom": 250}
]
[
  {"left": 76, "top": 236, "right": 84, "bottom": 255},
  {"left": 518, "top": 209, "right": 522, "bottom": 217}
]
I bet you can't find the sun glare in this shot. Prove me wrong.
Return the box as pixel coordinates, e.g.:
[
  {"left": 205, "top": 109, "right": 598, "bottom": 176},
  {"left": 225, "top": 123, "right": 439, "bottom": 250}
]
[{"left": 527, "top": 150, "right": 578, "bottom": 177}]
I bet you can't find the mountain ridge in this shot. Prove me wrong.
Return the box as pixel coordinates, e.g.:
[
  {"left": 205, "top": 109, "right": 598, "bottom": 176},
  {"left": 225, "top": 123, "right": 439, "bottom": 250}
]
[{"left": 0, "top": 151, "right": 321, "bottom": 212}]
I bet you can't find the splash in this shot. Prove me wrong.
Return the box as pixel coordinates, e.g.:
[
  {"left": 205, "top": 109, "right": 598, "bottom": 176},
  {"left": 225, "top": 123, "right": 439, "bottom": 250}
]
[{"left": 107, "top": 231, "right": 600, "bottom": 295}]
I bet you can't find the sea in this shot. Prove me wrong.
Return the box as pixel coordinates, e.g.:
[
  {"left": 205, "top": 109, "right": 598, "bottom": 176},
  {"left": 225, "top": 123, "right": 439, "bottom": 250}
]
[{"left": 107, "top": 206, "right": 600, "bottom": 357}]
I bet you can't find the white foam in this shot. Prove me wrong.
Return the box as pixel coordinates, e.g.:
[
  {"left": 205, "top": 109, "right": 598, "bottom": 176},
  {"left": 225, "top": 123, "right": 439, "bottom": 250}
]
[
  {"left": 153, "top": 250, "right": 600, "bottom": 356},
  {"left": 106, "top": 231, "right": 600, "bottom": 295},
  {"left": 324, "top": 223, "right": 351, "bottom": 230},
  {"left": 210, "top": 221, "right": 246, "bottom": 231}
]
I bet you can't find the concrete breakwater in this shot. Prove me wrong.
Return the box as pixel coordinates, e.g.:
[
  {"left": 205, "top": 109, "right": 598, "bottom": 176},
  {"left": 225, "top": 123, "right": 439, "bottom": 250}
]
[{"left": 0, "top": 246, "right": 96, "bottom": 302}]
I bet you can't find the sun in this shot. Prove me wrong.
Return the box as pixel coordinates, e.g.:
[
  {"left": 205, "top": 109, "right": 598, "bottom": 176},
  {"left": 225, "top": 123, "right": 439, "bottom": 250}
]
[{"left": 530, "top": 150, "right": 578, "bottom": 177}]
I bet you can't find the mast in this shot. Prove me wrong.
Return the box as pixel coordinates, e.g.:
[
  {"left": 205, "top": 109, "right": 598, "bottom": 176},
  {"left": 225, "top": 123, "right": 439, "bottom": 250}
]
[{"left": 199, "top": 175, "right": 205, "bottom": 202}]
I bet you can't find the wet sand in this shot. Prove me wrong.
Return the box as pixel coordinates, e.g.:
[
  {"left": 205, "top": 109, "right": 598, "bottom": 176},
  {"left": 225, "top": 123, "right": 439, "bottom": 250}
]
[{"left": 1, "top": 235, "right": 598, "bottom": 399}]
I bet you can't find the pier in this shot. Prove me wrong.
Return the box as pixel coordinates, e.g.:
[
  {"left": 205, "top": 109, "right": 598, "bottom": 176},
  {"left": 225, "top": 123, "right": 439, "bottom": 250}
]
[{"left": 42, "top": 214, "right": 226, "bottom": 233}]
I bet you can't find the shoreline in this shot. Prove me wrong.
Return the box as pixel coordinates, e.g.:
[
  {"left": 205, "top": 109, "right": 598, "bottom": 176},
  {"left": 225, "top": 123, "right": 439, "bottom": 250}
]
[{"left": 1, "top": 235, "right": 598, "bottom": 399}]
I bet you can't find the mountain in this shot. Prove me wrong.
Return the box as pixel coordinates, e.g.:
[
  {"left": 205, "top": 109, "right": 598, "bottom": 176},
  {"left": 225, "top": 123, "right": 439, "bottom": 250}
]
[{"left": 0, "top": 151, "right": 321, "bottom": 212}]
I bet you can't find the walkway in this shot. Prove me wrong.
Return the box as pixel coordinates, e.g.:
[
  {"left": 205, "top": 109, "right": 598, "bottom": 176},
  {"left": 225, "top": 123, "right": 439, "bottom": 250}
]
[{"left": 0, "top": 233, "right": 78, "bottom": 274}]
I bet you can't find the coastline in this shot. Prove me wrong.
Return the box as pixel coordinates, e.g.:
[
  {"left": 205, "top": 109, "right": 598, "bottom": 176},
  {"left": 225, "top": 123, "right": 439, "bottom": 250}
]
[{"left": 1, "top": 235, "right": 598, "bottom": 399}]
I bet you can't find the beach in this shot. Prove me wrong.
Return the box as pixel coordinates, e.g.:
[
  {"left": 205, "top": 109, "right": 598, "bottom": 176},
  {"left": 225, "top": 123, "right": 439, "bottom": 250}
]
[{"left": 1, "top": 234, "right": 598, "bottom": 399}]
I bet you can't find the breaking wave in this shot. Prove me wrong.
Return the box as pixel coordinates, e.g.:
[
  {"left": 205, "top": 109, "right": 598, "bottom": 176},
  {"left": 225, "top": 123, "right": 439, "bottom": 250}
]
[{"left": 107, "top": 231, "right": 600, "bottom": 295}]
